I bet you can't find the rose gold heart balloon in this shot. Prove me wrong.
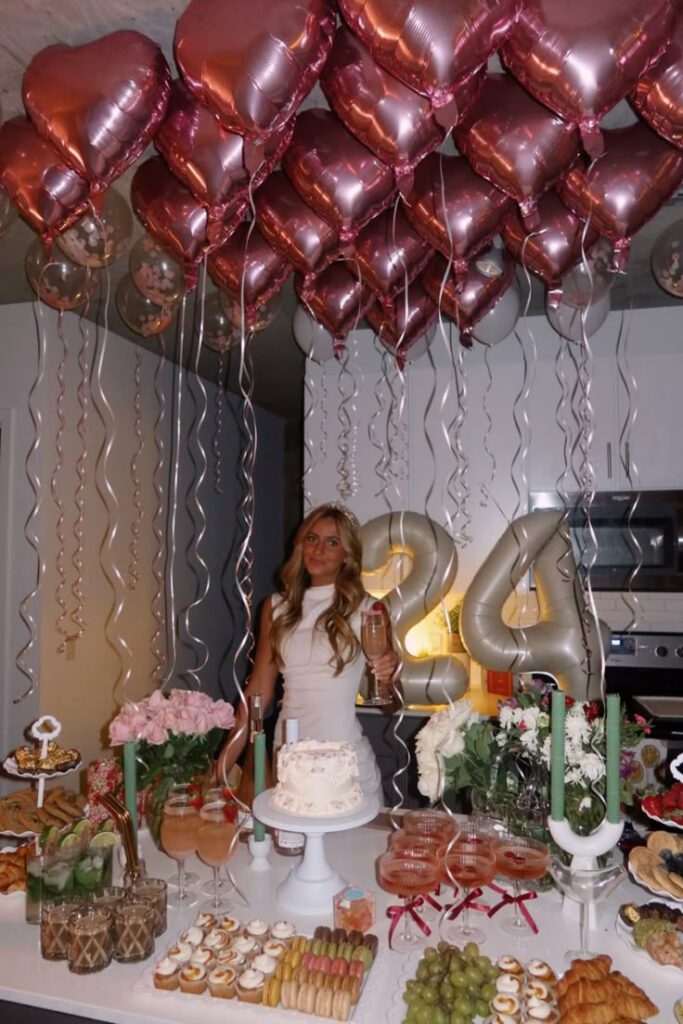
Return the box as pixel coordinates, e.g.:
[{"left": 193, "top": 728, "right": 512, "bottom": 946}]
[
  {"left": 354, "top": 205, "right": 432, "bottom": 303},
  {"left": 282, "top": 109, "right": 395, "bottom": 245},
  {"left": 338, "top": 0, "right": 517, "bottom": 113},
  {"left": 366, "top": 280, "right": 437, "bottom": 368},
  {"left": 23, "top": 31, "right": 171, "bottom": 192},
  {"left": 455, "top": 74, "right": 581, "bottom": 229},
  {"left": 502, "top": 0, "right": 675, "bottom": 157},
  {"left": 295, "top": 263, "right": 373, "bottom": 347},
  {"left": 422, "top": 250, "right": 514, "bottom": 342},
  {"left": 632, "top": 11, "right": 683, "bottom": 149},
  {"left": 255, "top": 170, "right": 340, "bottom": 278},
  {"left": 131, "top": 156, "right": 246, "bottom": 287},
  {"left": 175, "top": 0, "right": 336, "bottom": 141},
  {"left": 156, "top": 81, "right": 294, "bottom": 218},
  {"left": 321, "top": 27, "right": 484, "bottom": 180},
  {"left": 0, "top": 117, "right": 90, "bottom": 245},
  {"left": 502, "top": 190, "right": 598, "bottom": 289},
  {"left": 403, "top": 152, "right": 513, "bottom": 274},
  {"left": 208, "top": 223, "right": 292, "bottom": 332},
  {"left": 558, "top": 122, "right": 683, "bottom": 269}
]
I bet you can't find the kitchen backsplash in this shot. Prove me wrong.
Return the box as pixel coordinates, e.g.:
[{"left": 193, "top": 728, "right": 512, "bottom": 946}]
[{"left": 510, "top": 591, "right": 683, "bottom": 633}]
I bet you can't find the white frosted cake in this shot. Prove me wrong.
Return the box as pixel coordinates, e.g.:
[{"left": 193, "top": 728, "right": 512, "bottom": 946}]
[{"left": 270, "top": 740, "right": 363, "bottom": 816}]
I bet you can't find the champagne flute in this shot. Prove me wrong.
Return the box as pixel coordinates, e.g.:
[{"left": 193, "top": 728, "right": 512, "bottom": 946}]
[
  {"left": 160, "top": 795, "right": 200, "bottom": 909},
  {"left": 360, "top": 608, "right": 392, "bottom": 707},
  {"left": 196, "top": 800, "right": 237, "bottom": 911}
]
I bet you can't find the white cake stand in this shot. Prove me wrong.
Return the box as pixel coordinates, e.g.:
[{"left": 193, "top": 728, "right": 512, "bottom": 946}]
[{"left": 253, "top": 790, "right": 379, "bottom": 916}]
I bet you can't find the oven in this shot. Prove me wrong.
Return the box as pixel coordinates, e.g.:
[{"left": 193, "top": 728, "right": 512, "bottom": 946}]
[{"left": 605, "top": 632, "right": 683, "bottom": 751}]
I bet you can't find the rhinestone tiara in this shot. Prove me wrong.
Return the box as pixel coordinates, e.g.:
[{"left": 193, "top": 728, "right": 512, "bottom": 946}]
[{"left": 314, "top": 501, "right": 360, "bottom": 530}]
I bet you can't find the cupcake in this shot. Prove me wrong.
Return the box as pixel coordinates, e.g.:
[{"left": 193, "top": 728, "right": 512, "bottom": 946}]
[
  {"left": 270, "top": 920, "right": 296, "bottom": 944},
  {"left": 491, "top": 994, "right": 521, "bottom": 1018},
  {"left": 153, "top": 957, "right": 180, "bottom": 991},
  {"left": 245, "top": 918, "right": 270, "bottom": 940},
  {"left": 252, "top": 953, "right": 277, "bottom": 977},
  {"left": 526, "top": 998, "right": 558, "bottom": 1022},
  {"left": 190, "top": 947, "right": 214, "bottom": 969},
  {"left": 526, "top": 960, "right": 556, "bottom": 984},
  {"left": 218, "top": 914, "right": 241, "bottom": 936},
  {"left": 178, "top": 964, "right": 208, "bottom": 995},
  {"left": 179, "top": 925, "right": 204, "bottom": 948},
  {"left": 496, "top": 974, "right": 522, "bottom": 996},
  {"left": 497, "top": 955, "right": 523, "bottom": 976},
  {"left": 203, "top": 927, "right": 231, "bottom": 951},
  {"left": 524, "top": 980, "right": 555, "bottom": 1003},
  {"left": 194, "top": 911, "right": 216, "bottom": 932},
  {"left": 236, "top": 967, "right": 265, "bottom": 1003},
  {"left": 167, "top": 942, "right": 193, "bottom": 965},
  {"left": 207, "top": 966, "right": 237, "bottom": 999},
  {"left": 232, "top": 935, "right": 260, "bottom": 960},
  {"left": 215, "top": 947, "right": 246, "bottom": 970},
  {"left": 263, "top": 939, "right": 287, "bottom": 960}
]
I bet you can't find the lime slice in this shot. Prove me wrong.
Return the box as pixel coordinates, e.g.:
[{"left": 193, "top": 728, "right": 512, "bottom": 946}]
[
  {"left": 96, "top": 818, "right": 115, "bottom": 833},
  {"left": 70, "top": 818, "right": 91, "bottom": 838},
  {"left": 40, "top": 825, "right": 59, "bottom": 849},
  {"left": 89, "top": 830, "right": 117, "bottom": 849},
  {"left": 58, "top": 831, "right": 81, "bottom": 849}
]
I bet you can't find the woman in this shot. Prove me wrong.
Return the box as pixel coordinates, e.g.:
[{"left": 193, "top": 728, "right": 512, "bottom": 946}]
[{"left": 218, "top": 502, "right": 400, "bottom": 802}]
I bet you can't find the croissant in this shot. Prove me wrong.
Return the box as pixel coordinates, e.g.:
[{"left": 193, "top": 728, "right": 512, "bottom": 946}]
[
  {"left": 560, "top": 1004, "right": 628, "bottom": 1024},
  {"left": 608, "top": 971, "right": 651, "bottom": 1002},
  {"left": 557, "top": 955, "right": 612, "bottom": 998},
  {"left": 559, "top": 980, "right": 658, "bottom": 1018}
]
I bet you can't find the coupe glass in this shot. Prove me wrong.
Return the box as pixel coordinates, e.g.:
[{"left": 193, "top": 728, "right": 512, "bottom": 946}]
[
  {"left": 160, "top": 795, "right": 200, "bottom": 909},
  {"left": 548, "top": 856, "right": 626, "bottom": 962},
  {"left": 403, "top": 809, "right": 460, "bottom": 845},
  {"left": 377, "top": 846, "right": 440, "bottom": 952},
  {"left": 494, "top": 834, "right": 549, "bottom": 937},
  {"left": 196, "top": 800, "right": 237, "bottom": 911},
  {"left": 360, "top": 609, "right": 392, "bottom": 707},
  {"left": 439, "top": 832, "right": 497, "bottom": 946}
]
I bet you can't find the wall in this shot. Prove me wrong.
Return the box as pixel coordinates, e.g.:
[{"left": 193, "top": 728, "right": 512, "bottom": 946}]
[{"left": 0, "top": 304, "right": 285, "bottom": 778}]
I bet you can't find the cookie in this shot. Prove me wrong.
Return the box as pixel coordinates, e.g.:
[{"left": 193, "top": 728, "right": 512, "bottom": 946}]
[{"left": 647, "top": 831, "right": 678, "bottom": 855}]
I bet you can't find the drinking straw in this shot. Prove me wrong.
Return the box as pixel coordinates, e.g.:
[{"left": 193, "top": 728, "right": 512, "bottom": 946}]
[
  {"left": 550, "top": 690, "right": 566, "bottom": 821},
  {"left": 123, "top": 741, "right": 138, "bottom": 843},
  {"left": 605, "top": 694, "right": 621, "bottom": 824}
]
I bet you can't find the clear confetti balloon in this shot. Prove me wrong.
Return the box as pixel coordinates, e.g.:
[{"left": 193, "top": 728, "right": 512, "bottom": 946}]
[
  {"left": 116, "top": 273, "right": 175, "bottom": 337},
  {"left": 25, "top": 238, "right": 95, "bottom": 310},
  {"left": 56, "top": 188, "right": 133, "bottom": 267},
  {"left": 222, "top": 289, "right": 280, "bottom": 333},
  {"left": 0, "top": 185, "right": 17, "bottom": 238},
  {"left": 129, "top": 233, "right": 185, "bottom": 306},
  {"left": 203, "top": 292, "right": 240, "bottom": 353},
  {"left": 651, "top": 219, "right": 683, "bottom": 298}
]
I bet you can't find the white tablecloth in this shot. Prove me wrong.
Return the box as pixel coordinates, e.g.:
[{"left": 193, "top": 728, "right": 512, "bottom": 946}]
[{"left": 0, "top": 822, "right": 680, "bottom": 1023}]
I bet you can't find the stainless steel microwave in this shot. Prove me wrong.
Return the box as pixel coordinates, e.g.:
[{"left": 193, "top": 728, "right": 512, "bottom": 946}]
[{"left": 529, "top": 490, "right": 683, "bottom": 592}]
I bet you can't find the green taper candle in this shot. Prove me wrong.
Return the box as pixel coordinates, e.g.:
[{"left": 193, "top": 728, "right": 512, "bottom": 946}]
[
  {"left": 550, "top": 689, "right": 566, "bottom": 821},
  {"left": 605, "top": 694, "right": 621, "bottom": 824},
  {"left": 123, "top": 741, "right": 137, "bottom": 843},
  {"left": 253, "top": 731, "right": 266, "bottom": 842}
]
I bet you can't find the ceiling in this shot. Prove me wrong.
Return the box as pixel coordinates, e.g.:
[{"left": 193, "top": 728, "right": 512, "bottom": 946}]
[{"left": 2, "top": 0, "right": 683, "bottom": 421}]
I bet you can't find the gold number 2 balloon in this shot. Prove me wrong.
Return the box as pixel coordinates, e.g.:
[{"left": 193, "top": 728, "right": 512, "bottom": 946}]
[
  {"left": 361, "top": 511, "right": 467, "bottom": 704},
  {"left": 460, "top": 509, "right": 609, "bottom": 698}
]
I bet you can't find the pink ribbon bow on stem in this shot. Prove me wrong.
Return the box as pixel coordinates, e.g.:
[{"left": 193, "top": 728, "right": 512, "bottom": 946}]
[
  {"left": 444, "top": 886, "right": 491, "bottom": 921},
  {"left": 386, "top": 897, "right": 432, "bottom": 949},
  {"left": 486, "top": 880, "right": 539, "bottom": 934}
]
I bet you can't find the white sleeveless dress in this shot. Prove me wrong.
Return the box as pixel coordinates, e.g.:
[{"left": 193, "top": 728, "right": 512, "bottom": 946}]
[{"left": 272, "top": 583, "right": 383, "bottom": 804}]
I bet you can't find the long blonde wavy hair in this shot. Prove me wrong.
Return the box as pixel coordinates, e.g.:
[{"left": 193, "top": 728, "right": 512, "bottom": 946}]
[{"left": 270, "top": 505, "right": 365, "bottom": 676}]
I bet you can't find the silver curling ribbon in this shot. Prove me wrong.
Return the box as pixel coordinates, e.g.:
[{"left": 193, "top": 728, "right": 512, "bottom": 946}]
[
  {"left": 150, "top": 331, "right": 168, "bottom": 686},
  {"left": 71, "top": 311, "right": 92, "bottom": 641},
  {"left": 52, "top": 313, "right": 69, "bottom": 652},
  {"left": 212, "top": 350, "right": 225, "bottom": 495},
  {"left": 126, "top": 346, "right": 144, "bottom": 592}
]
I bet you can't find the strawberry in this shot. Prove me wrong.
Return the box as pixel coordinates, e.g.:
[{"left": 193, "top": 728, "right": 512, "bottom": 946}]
[{"left": 222, "top": 803, "right": 238, "bottom": 823}]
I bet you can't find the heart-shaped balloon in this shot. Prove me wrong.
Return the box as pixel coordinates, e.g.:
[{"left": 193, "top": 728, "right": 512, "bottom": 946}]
[
  {"left": 175, "top": 0, "right": 336, "bottom": 141},
  {"left": 208, "top": 223, "right": 292, "bottom": 331},
  {"left": 282, "top": 109, "right": 395, "bottom": 245},
  {"left": 501, "top": 0, "right": 675, "bottom": 156},
  {"left": 502, "top": 190, "right": 598, "bottom": 289},
  {"left": 321, "top": 27, "right": 484, "bottom": 180},
  {"left": 354, "top": 205, "right": 432, "bottom": 303},
  {"left": 23, "top": 31, "right": 171, "bottom": 192},
  {"left": 455, "top": 74, "right": 581, "bottom": 228},
  {"left": 295, "top": 264, "right": 373, "bottom": 347},
  {"left": 255, "top": 170, "right": 340, "bottom": 278},
  {"left": 366, "top": 280, "right": 437, "bottom": 368},
  {"left": 422, "top": 250, "right": 514, "bottom": 341},
  {"left": 558, "top": 123, "right": 683, "bottom": 268},
  {"left": 632, "top": 11, "right": 683, "bottom": 149},
  {"left": 131, "top": 157, "right": 246, "bottom": 287},
  {"left": 338, "top": 0, "right": 517, "bottom": 112},
  {"left": 0, "top": 117, "right": 90, "bottom": 245},
  {"left": 403, "top": 152, "right": 513, "bottom": 274},
  {"left": 156, "top": 81, "right": 294, "bottom": 219}
]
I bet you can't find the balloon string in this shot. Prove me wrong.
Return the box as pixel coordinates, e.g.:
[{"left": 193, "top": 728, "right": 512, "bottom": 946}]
[
  {"left": 615, "top": 280, "right": 642, "bottom": 632},
  {"left": 181, "top": 262, "right": 211, "bottom": 689},
  {"left": 14, "top": 299, "right": 48, "bottom": 704},
  {"left": 479, "top": 343, "right": 501, "bottom": 516},
  {"left": 163, "top": 296, "right": 188, "bottom": 691},
  {"left": 369, "top": 341, "right": 392, "bottom": 508},
  {"left": 218, "top": 376, "right": 241, "bottom": 699},
  {"left": 301, "top": 344, "right": 317, "bottom": 513},
  {"left": 52, "top": 312, "right": 69, "bottom": 653},
  {"left": 126, "top": 347, "right": 144, "bottom": 592},
  {"left": 71, "top": 310, "right": 91, "bottom": 641},
  {"left": 212, "top": 350, "right": 225, "bottom": 495},
  {"left": 423, "top": 335, "right": 439, "bottom": 525},
  {"left": 336, "top": 347, "right": 356, "bottom": 497},
  {"left": 150, "top": 331, "right": 168, "bottom": 687},
  {"left": 452, "top": 341, "right": 472, "bottom": 547},
  {"left": 320, "top": 369, "right": 329, "bottom": 463},
  {"left": 552, "top": 336, "right": 576, "bottom": 585}
]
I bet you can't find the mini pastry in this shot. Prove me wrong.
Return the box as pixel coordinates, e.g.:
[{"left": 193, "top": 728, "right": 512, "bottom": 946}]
[
  {"left": 153, "top": 957, "right": 180, "bottom": 990},
  {"left": 232, "top": 934, "right": 259, "bottom": 959},
  {"left": 331, "top": 927, "right": 347, "bottom": 945},
  {"left": 215, "top": 946, "right": 245, "bottom": 969},
  {"left": 271, "top": 920, "right": 296, "bottom": 943},
  {"left": 314, "top": 925, "right": 332, "bottom": 942},
  {"left": 236, "top": 967, "right": 265, "bottom": 1003},
  {"left": 491, "top": 994, "right": 521, "bottom": 1017},
  {"left": 490, "top": 1016, "right": 519, "bottom": 1024},
  {"left": 331, "top": 987, "right": 352, "bottom": 1021},
  {"left": 194, "top": 911, "right": 216, "bottom": 931},
  {"left": 497, "top": 955, "right": 524, "bottom": 976},
  {"left": 362, "top": 933, "right": 379, "bottom": 958},
  {"left": 207, "top": 966, "right": 236, "bottom": 999},
  {"left": 496, "top": 973, "right": 522, "bottom": 995},
  {"left": 218, "top": 914, "right": 241, "bottom": 935},
  {"left": 245, "top": 917, "right": 270, "bottom": 939},
  {"left": 190, "top": 947, "right": 214, "bottom": 968},
  {"left": 297, "top": 981, "right": 316, "bottom": 1013},
  {"left": 524, "top": 980, "right": 555, "bottom": 1003},
  {"left": 525, "top": 999, "right": 558, "bottom": 1021},
  {"left": 263, "top": 975, "right": 282, "bottom": 1008},
  {"left": 263, "top": 939, "right": 287, "bottom": 959},
  {"left": 167, "top": 942, "right": 193, "bottom": 965},
  {"left": 526, "top": 959, "right": 556, "bottom": 983},
  {"left": 316, "top": 985, "right": 333, "bottom": 1017},
  {"left": 252, "top": 952, "right": 277, "bottom": 976},
  {"left": 203, "top": 927, "right": 230, "bottom": 951},
  {"left": 280, "top": 978, "right": 298, "bottom": 1009},
  {"left": 178, "top": 964, "right": 207, "bottom": 995},
  {"left": 179, "top": 925, "right": 204, "bottom": 947}
]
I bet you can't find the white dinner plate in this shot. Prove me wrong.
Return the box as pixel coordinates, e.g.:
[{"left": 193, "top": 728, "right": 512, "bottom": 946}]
[
  {"left": 628, "top": 862, "right": 683, "bottom": 902},
  {"left": 615, "top": 902, "right": 683, "bottom": 976}
]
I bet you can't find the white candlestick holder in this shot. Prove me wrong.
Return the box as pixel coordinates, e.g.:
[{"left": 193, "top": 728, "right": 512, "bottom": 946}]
[{"left": 247, "top": 833, "right": 272, "bottom": 871}]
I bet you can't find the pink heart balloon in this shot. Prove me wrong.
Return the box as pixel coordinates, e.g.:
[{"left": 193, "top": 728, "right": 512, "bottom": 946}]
[
  {"left": 131, "top": 157, "right": 246, "bottom": 287},
  {"left": 338, "top": 0, "right": 517, "bottom": 113},
  {"left": 422, "top": 251, "right": 515, "bottom": 341},
  {"left": 295, "top": 264, "right": 373, "bottom": 347},
  {"left": 208, "top": 223, "right": 292, "bottom": 331},
  {"left": 175, "top": 0, "right": 336, "bottom": 141},
  {"left": 321, "top": 27, "right": 484, "bottom": 180},
  {"left": 455, "top": 74, "right": 581, "bottom": 228},
  {"left": 403, "top": 152, "right": 514, "bottom": 274},
  {"left": 255, "top": 170, "right": 340, "bottom": 278},
  {"left": 502, "top": 190, "right": 598, "bottom": 290},
  {"left": 632, "top": 11, "right": 683, "bottom": 149},
  {"left": 156, "top": 81, "right": 294, "bottom": 219},
  {"left": 23, "top": 31, "right": 171, "bottom": 192},
  {"left": 282, "top": 109, "right": 395, "bottom": 246},
  {"left": 502, "top": 0, "right": 675, "bottom": 156},
  {"left": 366, "top": 280, "right": 437, "bottom": 368},
  {"left": 558, "top": 122, "right": 683, "bottom": 268},
  {"left": 0, "top": 117, "right": 90, "bottom": 245},
  {"left": 354, "top": 205, "right": 432, "bottom": 303}
]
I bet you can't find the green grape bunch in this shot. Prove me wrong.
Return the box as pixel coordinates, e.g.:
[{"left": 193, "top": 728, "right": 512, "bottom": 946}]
[{"left": 401, "top": 941, "right": 500, "bottom": 1024}]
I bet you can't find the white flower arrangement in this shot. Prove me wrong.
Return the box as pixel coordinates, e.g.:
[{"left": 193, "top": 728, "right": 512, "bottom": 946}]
[{"left": 415, "top": 700, "right": 478, "bottom": 802}]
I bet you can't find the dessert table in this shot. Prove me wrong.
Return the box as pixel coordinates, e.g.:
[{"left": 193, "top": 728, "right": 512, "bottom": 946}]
[{"left": 0, "top": 819, "right": 680, "bottom": 1024}]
